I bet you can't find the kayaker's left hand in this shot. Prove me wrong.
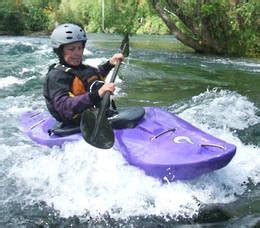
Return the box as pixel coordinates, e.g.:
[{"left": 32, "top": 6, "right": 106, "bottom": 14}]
[{"left": 109, "top": 53, "right": 124, "bottom": 65}]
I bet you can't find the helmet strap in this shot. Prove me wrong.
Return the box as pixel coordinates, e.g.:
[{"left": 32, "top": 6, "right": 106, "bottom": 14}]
[{"left": 53, "top": 46, "right": 65, "bottom": 64}]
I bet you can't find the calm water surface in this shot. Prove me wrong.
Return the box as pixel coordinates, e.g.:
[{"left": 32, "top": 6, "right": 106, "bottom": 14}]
[{"left": 0, "top": 34, "right": 259, "bottom": 227}]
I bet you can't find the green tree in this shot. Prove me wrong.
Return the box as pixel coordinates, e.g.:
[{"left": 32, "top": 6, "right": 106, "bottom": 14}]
[
  {"left": 22, "top": 0, "right": 61, "bottom": 31},
  {"left": 53, "top": 0, "right": 168, "bottom": 35},
  {"left": 55, "top": 0, "right": 140, "bottom": 34},
  {"left": 0, "top": 0, "right": 60, "bottom": 34},
  {"left": 133, "top": 0, "right": 169, "bottom": 34},
  {"left": 98, "top": 0, "right": 168, "bottom": 34},
  {"left": 0, "top": 1, "right": 25, "bottom": 34},
  {"left": 150, "top": 0, "right": 258, "bottom": 56},
  {"left": 23, "top": 6, "right": 48, "bottom": 31}
]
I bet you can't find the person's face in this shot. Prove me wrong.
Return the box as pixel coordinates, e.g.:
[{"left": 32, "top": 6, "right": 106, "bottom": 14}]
[{"left": 63, "top": 42, "right": 84, "bottom": 67}]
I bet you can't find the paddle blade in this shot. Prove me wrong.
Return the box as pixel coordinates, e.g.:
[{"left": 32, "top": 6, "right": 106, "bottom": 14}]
[
  {"left": 80, "top": 110, "right": 114, "bottom": 149},
  {"left": 120, "top": 33, "right": 129, "bottom": 57}
]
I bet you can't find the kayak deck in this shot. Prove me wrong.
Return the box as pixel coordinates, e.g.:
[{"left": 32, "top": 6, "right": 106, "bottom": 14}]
[
  {"left": 113, "top": 107, "right": 236, "bottom": 181},
  {"left": 20, "top": 107, "right": 236, "bottom": 181},
  {"left": 20, "top": 110, "right": 82, "bottom": 147}
]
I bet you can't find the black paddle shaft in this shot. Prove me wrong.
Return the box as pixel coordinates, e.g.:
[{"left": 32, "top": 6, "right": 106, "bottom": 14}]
[
  {"left": 90, "top": 43, "right": 128, "bottom": 141},
  {"left": 80, "top": 35, "right": 129, "bottom": 149},
  {"left": 99, "top": 34, "right": 129, "bottom": 115}
]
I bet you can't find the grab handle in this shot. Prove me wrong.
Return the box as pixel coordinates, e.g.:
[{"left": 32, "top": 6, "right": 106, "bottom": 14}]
[
  {"left": 150, "top": 128, "right": 176, "bottom": 141},
  {"left": 201, "top": 143, "right": 226, "bottom": 150}
]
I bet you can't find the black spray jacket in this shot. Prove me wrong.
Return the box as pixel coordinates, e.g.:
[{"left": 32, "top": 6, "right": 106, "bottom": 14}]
[{"left": 43, "top": 61, "right": 114, "bottom": 124}]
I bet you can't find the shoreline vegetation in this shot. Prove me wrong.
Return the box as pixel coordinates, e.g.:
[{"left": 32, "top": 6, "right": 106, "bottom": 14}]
[{"left": 0, "top": 0, "right": 258, "bottom": 57}]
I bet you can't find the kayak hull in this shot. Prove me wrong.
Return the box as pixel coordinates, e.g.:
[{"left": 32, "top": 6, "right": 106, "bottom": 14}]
[
  {"left": 113, "top": 107, "right": 236, "bottom": 181},
  {"left": 20, "top": 107, "right": 236, "bottom": 181}
]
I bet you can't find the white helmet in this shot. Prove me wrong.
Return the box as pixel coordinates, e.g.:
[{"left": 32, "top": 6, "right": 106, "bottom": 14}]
[{"left": 50, "top": 23, "right": 87, "bottom": 49}]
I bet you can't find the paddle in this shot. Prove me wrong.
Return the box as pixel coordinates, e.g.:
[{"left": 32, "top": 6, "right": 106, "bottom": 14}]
[{"left": 80, "top": 34, "right": 129, "bottom": 149}]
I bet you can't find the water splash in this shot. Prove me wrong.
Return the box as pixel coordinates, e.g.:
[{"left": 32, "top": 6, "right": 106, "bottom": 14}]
[
  {"left": 1, "top": 35, "right": 259, "bottom": 224},
  {"left": 9, "top": 89, "right": 260, "bottom": 221},
  {"left": 0, "top": 76, "right": 31, "bottom": 89},
  {"left": 10, "top": 141, "right": 201, "bottom": 220},
  {"left": 170, "top": 89, "right": 260, "bottom": 130}
]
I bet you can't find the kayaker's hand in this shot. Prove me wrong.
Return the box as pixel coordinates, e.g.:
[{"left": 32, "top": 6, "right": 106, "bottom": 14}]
[
  {"left": 109, "top": 53, "right": 124, "bottom": 65},
  {"left": 98, "top": 83, "right": 115, "bottom": 98}
]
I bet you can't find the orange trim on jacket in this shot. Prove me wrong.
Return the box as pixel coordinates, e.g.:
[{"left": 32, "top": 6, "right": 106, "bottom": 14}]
[
  {"left": 71, "top": 75, "right": 100, "bottom": 96},
  {"left": 71, "top": 76, "right": 86, "bottom": 96}
]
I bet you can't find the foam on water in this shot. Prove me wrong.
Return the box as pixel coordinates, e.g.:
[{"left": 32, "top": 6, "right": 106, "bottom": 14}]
[
  {"left": 1, "top": 36, "right": 259, "bottom": 223},
  {"left": 0, "top": 38, "right": 33, "bottom": 46},
  {"left": 206, "top": 58, "right": 260, "bottom": 73},
  {"left": 8, "top": 89, "right": 260, "bottom": 221},
  {"left": 0, "top": 76, "right": 31, "bottom": 89},
  {"left": 10, "top": 141, "right": 201, "bottom": 220},
  {"left": 170, "top": 89, "right": 260, "bottom": 185},
  {"left": 170, "top": 89, "right": 260, "bottom": 130}
]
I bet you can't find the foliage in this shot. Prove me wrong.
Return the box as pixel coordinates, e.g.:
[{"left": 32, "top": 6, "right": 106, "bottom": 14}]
[
  {"left": 150, "top": 0, "right": 258, "bottom": 56},
  {"left": 0, "top": 0, "right": 60, "bottom": 34},
  {"left": 133, "top": 0, "right": 169, "bottom": 34},
  {"left": 23, "top": 6, "right": 49, "bottom": 31},
  {"left": 0, "top": 1, "right": 25, "bottom": 34},
  {"left": 102, "top": 0, "right": 138, "bottom": 34},
  {"left": 0, "top": 0, "right": 258, "bottom": 56},
  {"left": 52, "top": 0, "right": 168, "bottom": 35},
  {"left": 0, "top": 0, "right": 168, "bottom": 35}
]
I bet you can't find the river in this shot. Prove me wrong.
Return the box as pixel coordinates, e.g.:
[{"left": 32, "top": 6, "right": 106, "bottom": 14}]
[{"left": 0, "top": 34, "right": 259, "bottom": 227}]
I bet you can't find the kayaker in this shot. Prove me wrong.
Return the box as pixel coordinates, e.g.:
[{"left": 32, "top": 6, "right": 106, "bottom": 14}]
[{"left": 43, "top": 23, "right": 124, "bottom": 125}]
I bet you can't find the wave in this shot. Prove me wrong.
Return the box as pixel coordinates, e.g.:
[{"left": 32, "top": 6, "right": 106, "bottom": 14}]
[
  {"left": 6, "top": 89, "right": 259, "bottom": 221},
  {"left": 0, "top": 76, "right": 34, "bottom": 89}
]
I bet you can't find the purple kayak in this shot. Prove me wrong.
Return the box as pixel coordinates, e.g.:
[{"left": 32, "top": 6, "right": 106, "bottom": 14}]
[{"left": 20, "top": 107, "right": 236, "bottom": 181}]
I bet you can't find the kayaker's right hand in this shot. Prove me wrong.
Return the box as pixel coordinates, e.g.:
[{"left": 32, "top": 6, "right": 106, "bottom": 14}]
[
  {"left": 109, "top": 53, "right": 124, "bottom": 65},
  {"left": 98, "top": 83, "right": 115, "bottom": 98}
]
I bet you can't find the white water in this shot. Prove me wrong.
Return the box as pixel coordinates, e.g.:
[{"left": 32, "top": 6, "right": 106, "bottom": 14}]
[
  {"left": 1, "top": 36, "right": 259, "bottom": 222},
  {"left": 5, "top": 89, "right": 259, "bottom": 221}
]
